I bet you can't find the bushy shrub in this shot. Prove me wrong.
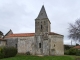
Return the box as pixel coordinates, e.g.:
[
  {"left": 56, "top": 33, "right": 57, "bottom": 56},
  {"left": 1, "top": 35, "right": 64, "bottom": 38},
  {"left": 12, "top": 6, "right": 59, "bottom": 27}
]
[
  {"left": 0, "top": 52, "right": 4, "bottom": 59},
  {"left": 0, "top": 46, "right": 17, "bottom": 59},
  {"left": 64, "top": 45, "right": 72, "bottom": 50},
  {"left": 3, "top": 47, "right": 17, "bottom": 58},
  {"left": 76, "top": 50, "right": 80, "bottom": 56},
  {"left": 0, "top": 47, "right": 5, "bottom": 59},
  {"left": 68, "top": 48, "right": 77, "bottom": 55},
  {"left": 64, "top": 50, "right": 69, "bottom": 55},
  {"left": 64, "top": 48, "right": 78, "bottom": 55}
]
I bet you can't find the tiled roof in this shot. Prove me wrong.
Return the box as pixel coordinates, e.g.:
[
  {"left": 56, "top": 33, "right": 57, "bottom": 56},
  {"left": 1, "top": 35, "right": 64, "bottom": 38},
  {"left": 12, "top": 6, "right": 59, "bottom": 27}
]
[
  {"left": 0, "top": 38, "right": 6, "bottom": 41},
  {"left": 0, "top": 38, "right": 3, "bottom": 40},
  {"left": 49, "top": 32, "right": 63, "bottom": 36},
  {"left": 74, "top": 45, "right": 80, "bottom": 49},
  {"left": 5, "top": 33, "right": 35, "bottom": 38},
  {"left": 5, "top": 32, "right": 63, "bottom": 38}
]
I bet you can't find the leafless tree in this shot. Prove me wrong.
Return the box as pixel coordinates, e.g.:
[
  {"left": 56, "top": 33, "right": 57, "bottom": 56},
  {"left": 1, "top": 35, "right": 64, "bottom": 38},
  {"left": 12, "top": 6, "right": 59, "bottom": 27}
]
[
  {"left": 68, "top": 19, "right": 80, "bottom": 42},
  {"left": 0, "top": 31, "right": 3, "bottom": 38}
]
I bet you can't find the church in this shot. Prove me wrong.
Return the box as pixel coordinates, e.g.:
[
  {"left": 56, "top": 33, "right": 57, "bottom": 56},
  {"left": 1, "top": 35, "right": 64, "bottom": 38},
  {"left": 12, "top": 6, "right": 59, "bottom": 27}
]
[{"left": 1, "top": 5, "right": 64, "bottom": 55}]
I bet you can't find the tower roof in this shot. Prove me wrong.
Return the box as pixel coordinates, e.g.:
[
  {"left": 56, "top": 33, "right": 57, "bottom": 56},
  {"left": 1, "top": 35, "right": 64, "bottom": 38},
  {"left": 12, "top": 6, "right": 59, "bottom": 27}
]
[{"left": 36, "top": 5, "right": 48, "bottom": 19}]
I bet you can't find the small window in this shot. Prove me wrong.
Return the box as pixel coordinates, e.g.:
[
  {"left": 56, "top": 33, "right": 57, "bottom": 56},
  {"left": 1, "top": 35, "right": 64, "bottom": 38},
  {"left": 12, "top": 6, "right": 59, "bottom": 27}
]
[
  {"left": 0, "top": 41, "right": 1, "bottom": 44},
  {"left": 16, "top": 44, "right": 17, "bottom": 49},
  {"left": 41, "top": 25, "right": 42, "bottom": 29},
  {"left": 54, "top": 44, "right": 55, "bottom": 47},
  {"left": 39, "top": 43, "right": 41, "bottom": 48}
]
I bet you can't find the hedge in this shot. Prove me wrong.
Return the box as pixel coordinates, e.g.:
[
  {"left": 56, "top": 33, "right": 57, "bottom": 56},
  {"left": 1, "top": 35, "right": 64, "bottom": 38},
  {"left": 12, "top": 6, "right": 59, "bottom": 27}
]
[
  {"left": 0, "top": 46, "right": 17, "bottom": 59},
  {"left": 65, "top": 48, "right": 80, "bottom": 56},
  {"left": 76, "top": 50, "right": 80, "bottom": 56},
  {"left": 0, "top": 47, "right": 4, "bottom": 59},
  {"left": 68, "top": 48, "right": 77, "bottom": 55}
]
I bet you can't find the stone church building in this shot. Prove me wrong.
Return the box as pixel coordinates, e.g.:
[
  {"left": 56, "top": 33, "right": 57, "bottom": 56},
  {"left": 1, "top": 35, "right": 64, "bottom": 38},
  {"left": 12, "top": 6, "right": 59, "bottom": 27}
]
[{"left": 2, "top": 5, "right": 64, "bottom": 55}]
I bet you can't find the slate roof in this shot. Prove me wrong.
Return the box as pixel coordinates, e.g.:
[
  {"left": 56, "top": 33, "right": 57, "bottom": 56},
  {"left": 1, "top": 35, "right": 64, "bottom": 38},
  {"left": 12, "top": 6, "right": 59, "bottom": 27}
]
[{"left": 36, "top": 5, "right": 48, "bottom": 19}]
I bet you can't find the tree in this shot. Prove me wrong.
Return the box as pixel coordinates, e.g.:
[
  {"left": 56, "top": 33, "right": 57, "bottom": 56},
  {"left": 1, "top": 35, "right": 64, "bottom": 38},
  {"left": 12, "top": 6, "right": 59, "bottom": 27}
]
[
  {"left": 0, "top": 31, "right": 3, "bottom": 38},
  {"left": 64, "top": 45, "right": 71, "bottom": 50},
  {"left": 76, "top": 43, "right": 79, "bottom": 46},
  {"left": 68, "top": 19, "right": 80, "bottom": 42}
]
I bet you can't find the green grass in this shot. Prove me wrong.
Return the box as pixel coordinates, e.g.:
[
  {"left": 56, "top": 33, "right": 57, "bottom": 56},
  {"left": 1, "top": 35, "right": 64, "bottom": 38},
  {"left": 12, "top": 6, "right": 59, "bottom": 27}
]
[{"left": 0, "top": 54, "right": 80, "bottom": 60}]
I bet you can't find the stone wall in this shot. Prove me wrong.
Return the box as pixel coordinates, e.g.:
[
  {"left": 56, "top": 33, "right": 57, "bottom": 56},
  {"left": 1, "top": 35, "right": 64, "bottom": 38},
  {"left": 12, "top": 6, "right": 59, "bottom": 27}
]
[
  {"left": 6, "top": 38, "right": 18, "bottom": 48},
  {"left": 5, "top": 36, "right": 35, "bottom": 55},
  {"left": 35, "top": 16, "right": 51, "bottom": 55},
  {"left": 55, "top": 35, "right": 64, "bottom": 55},
  {"left": 49, "top": 35, "right": 64, "bottom": 55},
  {"left": 43, "top": 39, "right": 50, "bottom": 55},
  {"left": 35, "top": 19, "right": 51, "bottom": 35},
  {"left": 18, "top": 36, "right": 34, "bottom": 55},
  {"left": 0, "top": 41, "right": 6, "bottom": 46},
  {"left": 4, "top": 34, "right": 64, "bottom": 56},
  {"left": 35, "top": 36, "right": 41, "bottom": 55}
]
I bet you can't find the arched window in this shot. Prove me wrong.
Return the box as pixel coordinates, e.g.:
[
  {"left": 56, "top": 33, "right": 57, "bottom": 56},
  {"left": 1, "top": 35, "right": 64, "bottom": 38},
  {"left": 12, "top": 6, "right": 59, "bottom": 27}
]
[
  {"left": 54, "top": 44, "right": 55, "bottom": 47},
  {"left": 41, "top": 25, "right": 42, "bottom": 30},
  {"left": 16, "top": 44, "right": 17, "bottom": 49}
]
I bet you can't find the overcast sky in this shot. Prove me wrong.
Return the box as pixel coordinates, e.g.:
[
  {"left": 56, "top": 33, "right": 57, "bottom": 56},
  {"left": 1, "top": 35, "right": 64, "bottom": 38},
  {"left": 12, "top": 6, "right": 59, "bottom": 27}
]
[{"left": 0, "top": 0, "right": 80, "bottom": 45}]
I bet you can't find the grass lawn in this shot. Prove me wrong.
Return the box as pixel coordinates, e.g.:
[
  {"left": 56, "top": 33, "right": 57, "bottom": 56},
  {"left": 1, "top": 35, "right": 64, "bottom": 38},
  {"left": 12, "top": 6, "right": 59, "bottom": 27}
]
[{"left": 0, "top": 54, "right": 80, "bottom": 60}]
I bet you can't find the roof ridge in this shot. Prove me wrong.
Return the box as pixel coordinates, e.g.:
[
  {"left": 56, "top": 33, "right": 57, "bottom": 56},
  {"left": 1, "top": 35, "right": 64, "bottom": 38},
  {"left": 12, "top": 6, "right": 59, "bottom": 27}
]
[
  {"left": 12, "top": 33, "right": 35, "bottom": 34},
  {"left": 49, "top": 32, "right": 63, "bottom": 36}
]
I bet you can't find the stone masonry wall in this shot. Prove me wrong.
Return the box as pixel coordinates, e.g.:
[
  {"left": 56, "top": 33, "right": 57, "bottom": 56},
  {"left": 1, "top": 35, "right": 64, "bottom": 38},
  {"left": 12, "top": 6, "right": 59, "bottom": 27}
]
[
  {"left": 49, "top": 35, "right": 64, "bottom": 55},
  {"left": 6, "top": 38, "right": 18, "bottom": 48},
  {"left": 0, "top": 41, "right": 6, "bottom": 46},
  {"left": 18, "top": 36, "right": 34, "bottom": 55}
]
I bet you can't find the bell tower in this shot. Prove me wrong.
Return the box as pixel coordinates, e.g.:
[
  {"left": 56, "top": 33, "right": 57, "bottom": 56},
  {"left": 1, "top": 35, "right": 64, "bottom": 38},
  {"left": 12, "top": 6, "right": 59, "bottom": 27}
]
[
  {"left": 35, "top": 5, "right": 51, "bottom": 55},
  {"left": 35, "top": 5, "right": 51, "bottom": 35}
]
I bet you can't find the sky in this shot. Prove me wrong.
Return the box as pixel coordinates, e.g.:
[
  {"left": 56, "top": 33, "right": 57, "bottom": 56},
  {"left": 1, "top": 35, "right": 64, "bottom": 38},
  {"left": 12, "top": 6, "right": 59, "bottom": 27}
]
[{"left": 0, "top": 0, "right": 80, "bottom": 45}]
